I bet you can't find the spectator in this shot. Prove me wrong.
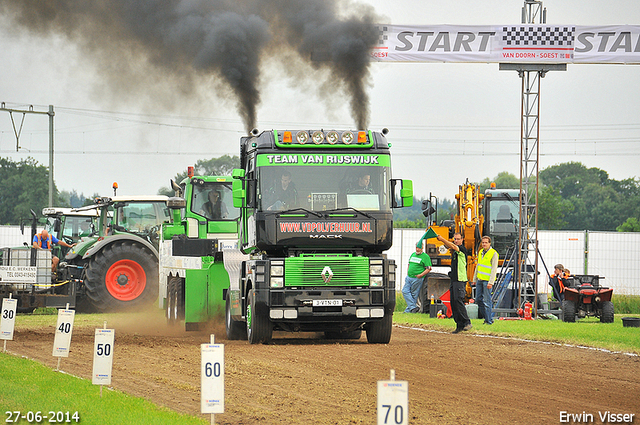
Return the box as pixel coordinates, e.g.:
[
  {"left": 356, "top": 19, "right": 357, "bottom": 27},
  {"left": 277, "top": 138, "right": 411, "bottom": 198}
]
[{"left": 402, "top": 243, "right": 432, "bottom": 313}]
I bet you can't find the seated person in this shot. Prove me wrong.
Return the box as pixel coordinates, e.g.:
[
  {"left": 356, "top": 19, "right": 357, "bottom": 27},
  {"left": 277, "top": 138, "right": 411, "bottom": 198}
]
[
  {"left": 496, "top": 205, "right": 514, "bottom": 223},
  {"left": 347, "top": 173, "right": 373, "bottom": 194},
  {"left": 78, "top": 220, "right": 94, "bottom": 238},
  {"left": 266, "top": 171, "right": 298, "bottom": 211},
  {"left": 199, "top": 189, "right": 228, "bottom": 219},
  {"left": 549, "top": 263, "right": 569, "bottom": 301}
]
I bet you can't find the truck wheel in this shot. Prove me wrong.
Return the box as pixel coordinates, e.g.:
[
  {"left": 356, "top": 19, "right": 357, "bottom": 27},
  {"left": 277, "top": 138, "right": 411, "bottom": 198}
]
[
  {"left": 325, "top": 329, "right": 362, "bottom": 340},
  {"left": 85, "top": 241, "right": 158, "bottom": 311},
  {"left": 225, "top": 291, "right": 247, "bottom": 340},
  {"left": 562, "top": 300, "right": 576, "bottom": 322},
  {"left": 600, "top": 301, "right": 614, "bottom": 323},
  {"left": 365, "top": 313, "right": 392, "bottom": 344},
  {"left": 166, "top": 276, "right": 184, "bottom": 325},
  {"left": 246, "top": 290, "right": 272, "bottom": 344}
]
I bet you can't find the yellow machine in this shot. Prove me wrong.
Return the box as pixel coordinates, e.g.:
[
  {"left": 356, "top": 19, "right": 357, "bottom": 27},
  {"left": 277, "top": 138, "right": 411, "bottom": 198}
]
[{"left": 421, "top": 180, "right": 520, "bottom": 299}]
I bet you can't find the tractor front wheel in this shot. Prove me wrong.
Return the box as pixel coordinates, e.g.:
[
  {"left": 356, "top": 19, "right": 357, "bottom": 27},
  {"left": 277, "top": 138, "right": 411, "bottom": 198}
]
[
  {"left": 562, "top": 300, "right": 577, "bottom": 322},
  {"left": 85, "top": 241, "right": 158, "bottom": 311},
  {"left": 600, "top": 300, "right": 614, "bottom": 323}
]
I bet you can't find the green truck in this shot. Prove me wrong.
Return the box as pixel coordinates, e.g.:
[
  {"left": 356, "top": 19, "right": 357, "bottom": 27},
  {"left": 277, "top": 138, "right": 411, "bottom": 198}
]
[
  {"left": 226, "top": 129, "right": 413, "bottom": 344},
  {"left": 160, "top": 172, "right": 242, "bottom": 330}
]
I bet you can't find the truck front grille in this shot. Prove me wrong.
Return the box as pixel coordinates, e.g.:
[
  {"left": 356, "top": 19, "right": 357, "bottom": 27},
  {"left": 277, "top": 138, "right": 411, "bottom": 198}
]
[{"left": 284, "top": 255, "right": 369, "bottom": 287}]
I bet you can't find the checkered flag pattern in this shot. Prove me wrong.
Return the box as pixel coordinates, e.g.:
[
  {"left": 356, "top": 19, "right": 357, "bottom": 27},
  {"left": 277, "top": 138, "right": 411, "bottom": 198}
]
[
  {"left": 502, "top": 26, "right": 575, "bottom": 47},
  {"left": 375, "top": 26, "right": 388, "bottom": 46}
]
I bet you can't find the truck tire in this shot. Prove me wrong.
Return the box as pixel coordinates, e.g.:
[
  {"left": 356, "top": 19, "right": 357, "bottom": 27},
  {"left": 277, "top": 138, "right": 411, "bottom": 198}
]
[
  {"left": 85, "top": 241, "right": 158, "bottom": 311},
  {"left": 166, "top": 276, "right": 184, "bottom": 325},
  {"left": 365, "top": 313, "right": 392, "bottom": 344},
  {"left": 225, "top": 291, "right": 247, "bottom": 340},
  {"left": 600, "top": 301, "right": 614, "bottom": 323},
  {"left": 562, "top": 300, "right": 576, "bottom": 322},
  {"left": 246, "top": 290, "right": 272, "bottom": 344}
]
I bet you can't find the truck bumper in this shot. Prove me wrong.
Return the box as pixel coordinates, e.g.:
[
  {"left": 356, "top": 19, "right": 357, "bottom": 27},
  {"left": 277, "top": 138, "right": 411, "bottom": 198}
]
[{"left": 260, "top": 287, "right": 395, "bottom": 325}]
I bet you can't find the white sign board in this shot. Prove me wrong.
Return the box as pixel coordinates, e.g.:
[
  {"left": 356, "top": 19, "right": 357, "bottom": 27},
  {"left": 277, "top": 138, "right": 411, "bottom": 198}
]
[
  {"left": 0, "top": 266, "right": 37, "bottom": 284},
  {"left": 377, "top": 380, "right": 409, "bottom": 425},
  {"left": 0, "top": 298, "right": 18, "bottom": 340},
  {"left": 201, "top": 343, "right": 224, "bottom": 414},
  {"left": 92, "top": 329, "right": 115, "bottom": 385},
  {"left": 372, "top": 24, "right": 640, "bottom": 64},
  {"left": 52, "top": 309, "right": 75, "bottom": 357}
]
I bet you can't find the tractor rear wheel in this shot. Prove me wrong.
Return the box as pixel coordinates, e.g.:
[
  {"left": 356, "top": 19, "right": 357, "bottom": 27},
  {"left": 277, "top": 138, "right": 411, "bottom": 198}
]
[
  {"left": 600, "top": 300, "right": 614, "bottom": 323},
  {"left": 562, "top": 300, "right": 577, "bottom": 322},
  {"left": 225, "top": 290, "right": 246, "bottom": 340},
  {"left": 246, "top": 290, "right": 272, "bottom": 344},
  {"left": 365, "top": 313, "right": 393, "bottom": 344},
  {"left": 85, "top": 241, "right": 158, "bottom": 311}
]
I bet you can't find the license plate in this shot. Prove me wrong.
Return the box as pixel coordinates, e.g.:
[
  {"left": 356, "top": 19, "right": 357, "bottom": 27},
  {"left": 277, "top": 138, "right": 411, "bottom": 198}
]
[{"left": 312, "top": 299, "right": 343, "bottom": 307}]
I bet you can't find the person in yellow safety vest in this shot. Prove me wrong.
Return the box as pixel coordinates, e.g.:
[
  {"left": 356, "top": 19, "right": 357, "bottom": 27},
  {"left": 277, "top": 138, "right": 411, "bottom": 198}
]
[
  {"left": 473, "top": 236, "right": 499, "bottom": 325},
  {"left": 437, "top": 233, "right": 472, "bottom": 333},
  {"left": 32, "top": 228, "right": 75, "bottom": 273}
]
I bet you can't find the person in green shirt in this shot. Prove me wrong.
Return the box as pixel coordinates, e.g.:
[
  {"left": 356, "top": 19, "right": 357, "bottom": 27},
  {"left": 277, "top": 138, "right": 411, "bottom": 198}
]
[{"left": 402, "top": 243, "right": 432, "bottom": 313}]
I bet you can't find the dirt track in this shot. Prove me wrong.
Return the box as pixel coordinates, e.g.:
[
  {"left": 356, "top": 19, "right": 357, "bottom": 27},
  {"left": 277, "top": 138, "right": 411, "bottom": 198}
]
[{"left": 6, "top": 311, "right": 640, "bottom": 425}]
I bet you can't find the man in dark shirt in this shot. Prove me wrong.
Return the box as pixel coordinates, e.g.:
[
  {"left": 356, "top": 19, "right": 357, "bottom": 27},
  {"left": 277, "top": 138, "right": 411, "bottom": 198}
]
[
  {"left": 266, "top": 171, "right": 298, "bottom": 210},
  {"left": 437, "top": 233, "right": 472, "bottom": 333}
]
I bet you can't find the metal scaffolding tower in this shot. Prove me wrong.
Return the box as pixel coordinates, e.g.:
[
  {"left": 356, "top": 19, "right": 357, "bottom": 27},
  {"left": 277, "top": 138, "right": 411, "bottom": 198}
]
[{"left": 499, "top": 1, "right": 566, "bottom": 313}]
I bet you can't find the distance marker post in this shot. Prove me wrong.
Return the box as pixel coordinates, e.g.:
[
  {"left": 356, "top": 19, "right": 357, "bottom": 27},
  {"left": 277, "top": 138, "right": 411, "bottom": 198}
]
[
  {"left": 377, "top": 369, "right": 409, "bottom": 425},
  {"left": 201, "top": 335, "right": 224, "bottom": 424},
  {"left": 1, "top": 294, "right": 18, "bottom": 352},
  {"left": 92, "top": 322, "right": 114, "bottom": 397},
  {"left": 52, "top": 303, "right": 75, "bottom": 370}
]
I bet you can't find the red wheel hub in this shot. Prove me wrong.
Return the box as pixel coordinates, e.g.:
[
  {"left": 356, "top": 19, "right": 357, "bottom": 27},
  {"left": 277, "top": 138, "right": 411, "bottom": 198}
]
[{"left": 105, "top": 259, "right": 147, "bottom": 301}]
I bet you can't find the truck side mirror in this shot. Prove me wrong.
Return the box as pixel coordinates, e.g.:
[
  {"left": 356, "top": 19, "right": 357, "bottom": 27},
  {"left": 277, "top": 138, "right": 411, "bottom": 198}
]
[
  {"left": 391, "top": 179, "right": 413, "bottom": 208},
  {"left": 232, "top": 179, "right": 245, "bottom": 208}
]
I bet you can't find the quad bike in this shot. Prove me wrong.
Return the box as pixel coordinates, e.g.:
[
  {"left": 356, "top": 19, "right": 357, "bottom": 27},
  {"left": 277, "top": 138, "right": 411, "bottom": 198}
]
[{"left": 561, "top": 275, "right": 614, "bottom": 323}]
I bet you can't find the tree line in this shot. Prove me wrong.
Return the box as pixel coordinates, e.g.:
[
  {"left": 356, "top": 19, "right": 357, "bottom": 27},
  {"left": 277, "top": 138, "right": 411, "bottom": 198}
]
[
  {"left": 395, "top": 164, "right": 640, "bottom": 232},
  {"left": 1, "top": 156, "right": 638, "bottom": 232}
]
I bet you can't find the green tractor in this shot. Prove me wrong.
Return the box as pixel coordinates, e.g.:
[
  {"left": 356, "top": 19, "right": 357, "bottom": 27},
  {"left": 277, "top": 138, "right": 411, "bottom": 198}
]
[
  {"left": 62, "top": 195, "right": 169, "bottom": 311},
  {"left": 160, "top": 171, "right": 242, "bottom": 330}
]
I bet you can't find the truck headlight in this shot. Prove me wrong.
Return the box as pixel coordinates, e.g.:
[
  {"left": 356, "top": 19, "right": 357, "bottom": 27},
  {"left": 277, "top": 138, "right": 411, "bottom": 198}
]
[
  {"left": 370, "top": 265, "right": 383, "bottom": 275},
  {"left": 270, "top": 277, "right": 284, "bottom": 288},
  {"left": 370, "top": 276, "right": 383, "bottom": 287},
  {"left": 271, "top": 265, "right": 284, "bottom": 276}
]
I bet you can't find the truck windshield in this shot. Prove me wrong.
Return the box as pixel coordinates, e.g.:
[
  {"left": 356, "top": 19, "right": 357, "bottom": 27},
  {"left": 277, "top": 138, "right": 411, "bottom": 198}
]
[
  {"left": 191, "top": 182, "right": 239, "bottom": 220},
  {"left": 257, "top": 165, "right": 392, "bottom": 212}
]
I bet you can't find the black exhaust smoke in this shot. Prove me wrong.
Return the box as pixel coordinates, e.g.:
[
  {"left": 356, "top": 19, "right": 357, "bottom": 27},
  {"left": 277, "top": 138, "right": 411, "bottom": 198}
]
[{"left": 0, "top": 0, "right": 379, "bottom": 132}]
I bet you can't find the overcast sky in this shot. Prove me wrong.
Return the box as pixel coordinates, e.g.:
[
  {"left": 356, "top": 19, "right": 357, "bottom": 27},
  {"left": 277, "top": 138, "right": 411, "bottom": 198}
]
[{"left": 1, "top": 0, "right": 638, "bottom": 204}]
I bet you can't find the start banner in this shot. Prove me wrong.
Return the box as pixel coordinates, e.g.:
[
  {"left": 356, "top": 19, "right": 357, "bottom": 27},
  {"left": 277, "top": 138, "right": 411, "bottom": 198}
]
[{"left": 371, "top": 24, "right": 640, "bottom": 64}]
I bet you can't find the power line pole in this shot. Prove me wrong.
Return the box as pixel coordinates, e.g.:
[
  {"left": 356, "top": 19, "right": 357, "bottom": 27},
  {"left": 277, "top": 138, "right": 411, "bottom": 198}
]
[
  {"left": 0, "top": 103, "right": 55, "bottom": 207},
  {"left": 499, "top": 1, "right": 566, "bottom": 313}
]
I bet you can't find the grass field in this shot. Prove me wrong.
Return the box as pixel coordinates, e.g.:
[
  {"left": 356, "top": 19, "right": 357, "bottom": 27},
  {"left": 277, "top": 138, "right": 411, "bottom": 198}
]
[
  {"left": 394, "top": 293, "right": 640, "bottom": 354},
  {"left": 0, "top": 352, "right": 207, "bottom": 425}
]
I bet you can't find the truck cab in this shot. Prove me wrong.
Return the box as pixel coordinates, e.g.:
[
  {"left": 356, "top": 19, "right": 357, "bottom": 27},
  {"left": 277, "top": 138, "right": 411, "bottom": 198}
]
[
  {"left": 160, "top": 173, "right": 242, "bottom": 330},
  {"left": 227, "top": 129, "right": 412, "bottom": 343}
]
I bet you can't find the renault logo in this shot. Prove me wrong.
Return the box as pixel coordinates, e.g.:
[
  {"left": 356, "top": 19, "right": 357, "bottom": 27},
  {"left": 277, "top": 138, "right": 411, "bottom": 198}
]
[{"left": 321, "top": 266, "right": 333, "bottom": 283}]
